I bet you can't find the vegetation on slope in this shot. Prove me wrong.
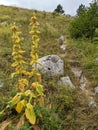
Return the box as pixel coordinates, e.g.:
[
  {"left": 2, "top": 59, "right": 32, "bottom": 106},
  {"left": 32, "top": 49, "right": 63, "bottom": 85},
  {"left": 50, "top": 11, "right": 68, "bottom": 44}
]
[{"left": 0, "top": 5, "right": 98, "bottom": 130}]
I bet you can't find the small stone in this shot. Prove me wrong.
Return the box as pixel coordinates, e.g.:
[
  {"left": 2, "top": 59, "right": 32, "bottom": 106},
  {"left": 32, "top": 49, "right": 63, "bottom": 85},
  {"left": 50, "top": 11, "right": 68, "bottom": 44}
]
[
  {"left": 0, "top": 21, "right": 7, "bottom": 25},
  {"left": 94, "top": 86, "right": 98, "bottom": 94},
  {"left": 71, "top": 67, "right": 82, "bottom": 79},
  {"left": 80, "top": 76, "right": 88, "bottom": 90},
  {"left": 0, "top": 81, "right": 4, "bottom": 88},
  {"left": 59, "top": 35, "right": 65, "bottom": 42},
  {"left": 58, "top": 76, "right": 75, "bottom": 89},
  {"left": 95, "top": 58, "right": 98, "bottom": 62},
  {"left": 59, "top": 35, "right": 65, "bottom": 45},
  {"left": 60, "top": 44, "right": 66, "bottom": 52}
]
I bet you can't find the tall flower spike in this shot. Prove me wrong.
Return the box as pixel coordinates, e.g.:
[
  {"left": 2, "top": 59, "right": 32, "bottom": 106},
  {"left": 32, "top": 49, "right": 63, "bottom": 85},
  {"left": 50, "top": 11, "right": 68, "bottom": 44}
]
[
  {"left": 11, "top": 23, "right": 27, "bottom": 91},
  {"left": 29, "top": 16, "right": 43, "bottom": 84}
]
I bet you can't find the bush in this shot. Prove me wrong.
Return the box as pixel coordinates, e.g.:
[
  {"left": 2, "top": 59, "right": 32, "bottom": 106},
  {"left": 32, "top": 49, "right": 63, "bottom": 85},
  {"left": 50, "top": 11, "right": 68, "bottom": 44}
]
[{"left": 69, "top": 2, "right": 98, "bottom": 40}]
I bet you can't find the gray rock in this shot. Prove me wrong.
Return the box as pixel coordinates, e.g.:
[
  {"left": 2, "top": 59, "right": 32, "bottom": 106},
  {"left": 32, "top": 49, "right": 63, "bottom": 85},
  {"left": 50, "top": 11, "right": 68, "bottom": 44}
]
[
  {"left": 94, "top": 86, "right": 98, "bottom": 94},
  {"left": 33, "top": 55, "right": 64, "bottom": 77},
  {"left": 0, "top": 21, "right": 7, "bottom": 25},
  {"left": 80, "top": 76, "right": 88, "bottom": 90},
  {"left": 59, "top": 35, "right": 65, "bottom": 41},
  {"left": 71, "top": 67, "right": 88, "bottom": 90},
  {"left": 60, "top": 44, "right": 66, "bottom": 52},
  {"left": 59, "top": 35, "right": 65, "bottom": 45},
  {"left": 58, "top": 76, "right": 75, "bottom": 89},
  {"left": 71, "top": 67, "right": 82, "bottom": 79}
]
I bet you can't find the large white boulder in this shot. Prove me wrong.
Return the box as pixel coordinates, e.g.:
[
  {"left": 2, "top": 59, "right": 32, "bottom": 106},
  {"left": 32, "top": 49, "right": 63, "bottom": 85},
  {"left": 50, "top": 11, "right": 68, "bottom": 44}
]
[{"left": 33, "top": 55, "right": 64, "bottom": 77}]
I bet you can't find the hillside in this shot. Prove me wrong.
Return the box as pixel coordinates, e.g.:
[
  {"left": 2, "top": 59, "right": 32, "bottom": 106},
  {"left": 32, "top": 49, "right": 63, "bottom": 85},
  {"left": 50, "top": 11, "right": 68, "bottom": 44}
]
[{"left": 0, "top": 5, "right": 98, "bottom": 130}]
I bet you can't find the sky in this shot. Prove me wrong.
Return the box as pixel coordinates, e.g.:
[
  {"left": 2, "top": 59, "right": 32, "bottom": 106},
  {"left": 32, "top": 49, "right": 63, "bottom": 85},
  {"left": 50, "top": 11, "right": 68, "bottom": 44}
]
[{"left": 0, "top": 0, "right": 93, "bottom": 16}]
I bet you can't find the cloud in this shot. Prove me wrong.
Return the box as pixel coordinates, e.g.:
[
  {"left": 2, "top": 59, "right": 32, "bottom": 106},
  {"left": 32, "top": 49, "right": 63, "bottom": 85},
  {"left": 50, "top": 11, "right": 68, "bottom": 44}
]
[{"left": 0, "top": 0, "right": 92, "bottom": 15}]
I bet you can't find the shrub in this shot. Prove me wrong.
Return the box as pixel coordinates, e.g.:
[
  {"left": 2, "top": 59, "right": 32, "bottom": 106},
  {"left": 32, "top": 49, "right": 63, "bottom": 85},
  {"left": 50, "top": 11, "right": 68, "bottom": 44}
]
[{"left": 69, "top": 2, "right": 98, "bottom": 40}]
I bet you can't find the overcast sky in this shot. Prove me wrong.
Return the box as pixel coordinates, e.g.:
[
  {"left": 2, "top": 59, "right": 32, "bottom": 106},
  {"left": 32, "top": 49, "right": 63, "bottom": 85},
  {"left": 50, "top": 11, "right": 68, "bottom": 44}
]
[{"left": 0, "top": 0, "right": 92, "bottom": 15}]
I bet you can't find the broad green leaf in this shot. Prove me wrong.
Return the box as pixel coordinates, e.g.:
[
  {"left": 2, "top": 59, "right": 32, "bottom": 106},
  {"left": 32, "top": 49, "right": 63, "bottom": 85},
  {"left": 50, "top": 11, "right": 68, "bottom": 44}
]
[
  {"left": 15, "top": 100, "right": 26, "bottom": 113},
  {"left": 25, "top": 103, "right": 36, "bottom": 125}
]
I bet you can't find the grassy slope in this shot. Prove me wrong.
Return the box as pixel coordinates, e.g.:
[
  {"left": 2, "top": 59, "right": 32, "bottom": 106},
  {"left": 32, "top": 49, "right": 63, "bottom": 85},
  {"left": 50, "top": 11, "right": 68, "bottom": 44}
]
[
  {"left": 0, "top": 5, "right": 70, "bottom": 99},
  {"left": 0, "top": 5, "right": 98, "bottom": 130}
]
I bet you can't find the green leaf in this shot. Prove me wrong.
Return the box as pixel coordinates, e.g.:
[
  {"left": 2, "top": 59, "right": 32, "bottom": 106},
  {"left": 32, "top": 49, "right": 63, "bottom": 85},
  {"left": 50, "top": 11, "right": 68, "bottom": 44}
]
[{"left": 25, "top": 103, "right": 36, "bottom": 124}]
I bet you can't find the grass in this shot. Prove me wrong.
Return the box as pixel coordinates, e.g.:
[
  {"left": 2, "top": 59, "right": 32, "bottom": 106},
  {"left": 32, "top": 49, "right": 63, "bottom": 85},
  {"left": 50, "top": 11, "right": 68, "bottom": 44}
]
[
  {"left": 0, "top": 5, "right": 98, "bottom": 130},
  {"left": 66, "top": 38, "right": 98, "bottom": 86}
]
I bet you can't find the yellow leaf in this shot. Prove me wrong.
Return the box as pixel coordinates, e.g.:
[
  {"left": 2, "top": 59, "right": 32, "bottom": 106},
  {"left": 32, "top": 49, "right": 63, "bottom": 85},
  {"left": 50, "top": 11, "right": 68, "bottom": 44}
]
[
  {"left": 11, "top": 62, "right": 18, "bottom": 67},
  {"left": 36, "top": 84, "right": 44, "bottom": 95},
  {"left": 16, "top": 100, "right": 25, "bottom": 113},
  {"left": 11, "top": 93, "right": 21, "bottom": 105},
  {"left": 11, "top": 72, "right": 16, "bottom": 78},
  {"left": 19, "top": 79, "right": 28, "bottom": 86},
  {"left": 36, "top": 73, "right": 42, "bottom": 83},
  {"left": 25, "top": 103, "right": 36, "bottom": 125},
  {"left": 25, "top": 90, "right": 36, "bottom": 98},
  {"left": 17, "top": 82, "right": 25, "bottom": 92},
  {"left": 36, "top": 30, "right": 40, "bottom": 34},
  {"left": 30, "top": 60, "right": 34, "bottom": 65},
  {"left": 27, "top": 71, "right": 33, "bottom": 78},
  {"left": 18, "top": 50, "right": 25, "bottom": 54}
]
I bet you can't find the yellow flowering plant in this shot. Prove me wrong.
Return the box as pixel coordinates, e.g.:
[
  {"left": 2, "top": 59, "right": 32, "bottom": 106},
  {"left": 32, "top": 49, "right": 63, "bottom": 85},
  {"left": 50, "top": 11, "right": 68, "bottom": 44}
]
[{"left": 0, "top": 16, "right": 44, "bottom": 126}]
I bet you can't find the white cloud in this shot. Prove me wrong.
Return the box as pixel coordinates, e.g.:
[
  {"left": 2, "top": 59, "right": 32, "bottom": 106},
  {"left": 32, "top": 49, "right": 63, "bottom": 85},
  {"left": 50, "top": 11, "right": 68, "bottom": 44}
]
[{"left": 0, "top": 0, "right": 92, "bottom": 15}]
